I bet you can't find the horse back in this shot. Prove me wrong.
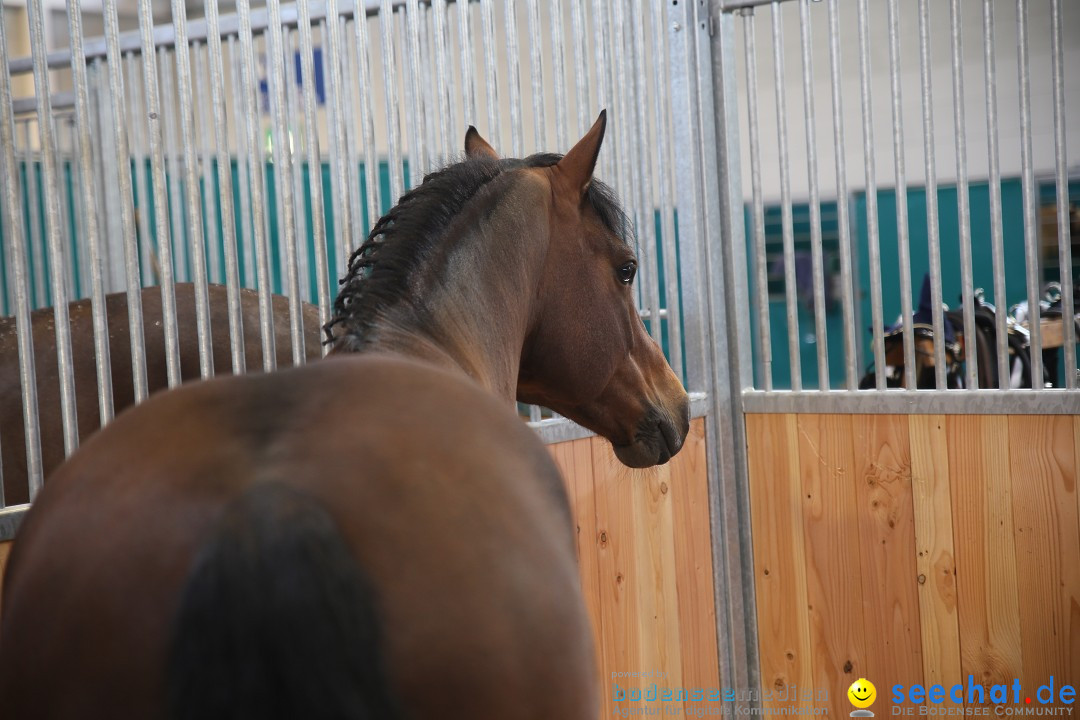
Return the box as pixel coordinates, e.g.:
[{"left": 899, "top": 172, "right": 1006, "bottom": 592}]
[{"left": 0, "top": 354, "right": 595, "bottom": 719}]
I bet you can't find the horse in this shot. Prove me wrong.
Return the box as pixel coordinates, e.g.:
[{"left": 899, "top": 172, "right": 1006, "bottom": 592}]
[
  {"left": 0, "top": 113, "right": 690, "bottom": 719},
  {"left": 0, "top": 284, "right": 323, "bottom": 505}
]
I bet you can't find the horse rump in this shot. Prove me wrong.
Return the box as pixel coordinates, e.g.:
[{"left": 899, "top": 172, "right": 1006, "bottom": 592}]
[{"left": 167, "top": 482, "right": 400, "bottom": 720}]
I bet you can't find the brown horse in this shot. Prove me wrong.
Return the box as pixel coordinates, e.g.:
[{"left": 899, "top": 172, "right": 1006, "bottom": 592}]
[
  {"left": 0, "top": 114, "right": 689, "bottom": 719},
  {"left": 0, "top": 284, "right": 323, "bottom": 505}
]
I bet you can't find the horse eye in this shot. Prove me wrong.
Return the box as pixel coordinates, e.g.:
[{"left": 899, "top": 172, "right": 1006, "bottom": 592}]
[{"left": 617, "top": 261, "right": 637, "bottom": 285}]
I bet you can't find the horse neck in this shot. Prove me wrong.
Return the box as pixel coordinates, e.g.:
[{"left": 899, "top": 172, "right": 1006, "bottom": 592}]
[{"left": 364, "top": 186, "right": 552, "bottom": 402}]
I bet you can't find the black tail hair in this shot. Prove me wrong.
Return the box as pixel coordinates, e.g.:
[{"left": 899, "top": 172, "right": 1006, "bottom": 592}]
[{"left": 167, "top": 482, "right": 400, "bottom": 720}]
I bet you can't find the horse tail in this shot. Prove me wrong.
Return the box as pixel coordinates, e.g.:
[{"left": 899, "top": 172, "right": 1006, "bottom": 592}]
[{"left": 167, "top": 482, "right": 401, "bottom": 720}]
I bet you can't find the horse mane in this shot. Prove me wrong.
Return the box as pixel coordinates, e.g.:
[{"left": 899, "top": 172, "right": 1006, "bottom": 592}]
[{"left": 323, "top": 153, "right": 631, "bottom": 351}]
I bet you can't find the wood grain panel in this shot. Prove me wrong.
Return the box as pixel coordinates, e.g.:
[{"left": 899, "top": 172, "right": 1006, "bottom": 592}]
[
  {"left": 590, "top": 435, "right": 642, "bottom": 717},
  {"left": 796, "top": 414, "right": 866, "bottom": 717},
  {"left": 1008, "top": 415, "right": 1080, "bottom": 693},
  {"left": 851, "top": 415, "right": 923, "bottom": 701},
  {"left": 746, "top": 414, "right": 812, "bottom": 708},
  {"left": 669, "top": 419, "right": 720, "bottom": 713},
  {"left": 947, "top": 415, "right": 1022, "bottom": 701},
  {"left": 908, "top": 415, "right": 964, "bottom": 699}
]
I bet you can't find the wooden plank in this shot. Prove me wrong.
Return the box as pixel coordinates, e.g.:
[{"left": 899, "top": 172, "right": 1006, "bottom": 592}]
[
  {"left": 1008, "top": 415, "right": 1080, "bottom": 693},
  {"left": 590, "top": 435, "right": 641, "bottom": 717},
  {"left": 947, "top": 415, "right": 1022, "bottom": 703},
  {"left": 908, "top": 415, "right": 964, "bottom": 700},
  {"left": 548, "top": 438, "right": 605, "bottom": 705},
  {"left": 746, "top": 414, "right": 812, "bottom": 709},
  {"left": 797, "top": 414, "right": 866, "bottom": 716},
  {"left": 670, "top": 418, "right": 720, "bottom": 714},
  {"left": 851, "top": 415, "right": 924, "bottom": 702}
]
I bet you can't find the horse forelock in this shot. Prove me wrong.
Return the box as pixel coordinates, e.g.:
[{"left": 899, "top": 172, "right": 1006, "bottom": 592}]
[{"left": 323, "top": 153, "right": 632, "bottom": 352}]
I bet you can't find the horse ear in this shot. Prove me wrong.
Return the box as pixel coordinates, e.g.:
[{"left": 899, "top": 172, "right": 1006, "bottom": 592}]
[
  {"left": 464, "top": 126, "right": 499, "bottom": 159},
  {"left": 555, "top": 110, "right": 607, "bottom": 196}
]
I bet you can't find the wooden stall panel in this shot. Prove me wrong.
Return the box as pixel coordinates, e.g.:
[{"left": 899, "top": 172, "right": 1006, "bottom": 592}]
[{"left": 947, "top": 415, "right": 1023, "bottom": 702}]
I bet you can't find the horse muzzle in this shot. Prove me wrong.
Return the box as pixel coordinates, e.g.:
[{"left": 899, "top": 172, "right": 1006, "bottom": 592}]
[{"left": 612, "top": 399, "right": 690, "bottom": 468}]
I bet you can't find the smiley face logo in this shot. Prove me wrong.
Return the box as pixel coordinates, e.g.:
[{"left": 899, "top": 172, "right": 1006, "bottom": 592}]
[{"left": 847, "top": 678, "right": 877, "bottom": 709}]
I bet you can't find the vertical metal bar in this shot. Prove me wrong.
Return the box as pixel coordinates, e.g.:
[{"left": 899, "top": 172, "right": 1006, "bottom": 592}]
[
  {"left": 298, "top": 2, "right": 331, "bottom": 334},
  {"left": 323, "top": 9, "right": 352, "bottom": 281},
  {"left": 125, "top": 52, "right": 153, "bottom": 287},
  {"left": 630, "top": 0, "right": 660, "bottom": 346},
  {"left": 917, "top": 0, "right": 947, "bottom": 390},
  {"left": 354, "top": 8, "right": 381, "bottom": 232},
  {"left": 67, "top": 0, "right": 114, "bottom": 423},
  {"left": 797, "top": 0, "right": 829, "bottom": 390},
  {"left": 0, "top": 0, "right": 43, "bottom": 490},
  {"left": 549, "top": 0, "right": 567, "bottom": 150},
  {"left": 888, "top": 0, "right": 916, "bottom": 389},
  {"left": 404, "top": 0, "right": 426, "bottom": 175},
  {"left": 228, "top": 35, "right": 256, "bottom": 294},
  {"left": 28, "top": 0, "right": 79, "bottom": 454},
  {"left": 826, "top": 0, "right": 856, "bottom": 390},
  {"left": 160, "top": 48, "right": 190, "bottom": 285},
  {"left": 857, "top": 0, "right": 885, "bottom": 391},
  {"left": 570, "top": 0, "right": 588, "bottom": 137},
  {"left": 949, "top": 0, "right": 977, "bottom": 390},
  {"left": 504, "top": 0, "right": 523, "bottom": 157},
  {"left": 651, "top": 0, "right": 680, "bottom": 385},
  {"left": 1050, "top": 0, "right": 1074, "bottom": 389},
  {"left": 432, "top": 0, "right": 451, "bottom": 165},
  {"left": 771, "top": 3, "right": 800, "bottom": 391},
  {"left": 590, "top": 0, "right": 609, "bottom": 175},
  {"left": 480, "top": 0, "right": 500, "bottom": 145},
  {"left": 525, "top": 0, "right": 545, "bottom": 151},
  {"left": 380, "top": 0, "right": 403, "bottom": 205},
  {"left": 23, "top": 122, "right": 46, "bottom": 307},
  {"left": 171, "top": 0, "right": 214, "bottom": 379},
  {"left": 456, "top": 0, "right": 476, "bottom": 130},
  {"left": 341, "top": 17, "right": 364, "bottom": 238},
  {"left": 982, "top": 0, "right": 1008, "bottom": 389},
  {"left": 56, "top": 120, "right": 76, "bottom": 301},
  {"left": 266, "top": 0, "right": 305, "bottom": 366},
  {"left": 193, "top": 43, "right": 222, "bottom": 286},
  {"left": 741, "top": 10, "right": 770, "bottom": 391},
  {"left": 238, "top": 0, "right": 276, "bottom": 372},
  {"left": 206, "top": 0, "right": 245, "bottom": 373},
  {"left": 286, "top": 28, "right": 312, "bottom": 305},
  {"left": 1016, "top": 0, "right": 1042, "bottom": 388},
  {"left": 420, "top": 7, "right": 438, "bottom": 169}
]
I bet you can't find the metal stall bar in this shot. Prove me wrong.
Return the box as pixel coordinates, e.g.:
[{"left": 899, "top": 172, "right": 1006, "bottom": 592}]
[
  {"left": 570, "top": 0, "right": 588, "bottom": 136},
  {"left": 298, "top": 0, "right": 332, "bottom": 330},
  {"left": 525, "top": 0, "right": 544, "bottom": 151},
  {"left": 797, "top": 0, "right": 829, "bottom": 390},
  {"left": 549, "top": 0, "right": 567, "bottom": 150},
  {"left": 227, "top": 35, "right": 256, "bottom": 294},
  {"left": 0, "top": 1, "right": 42, "bottom": 495},
  {"left": 380, "top": 0, "right": 403, "bottom": 206},
  {"left": 266, "top": 0, "right": 306, "bottom": 366},
  {"left": 285, "top": 29, "right": 312, "bottom": 307},
  {"left": 651, "top": 0, "right": 681, "bottom": 385},
  {"left": 160, "top": 47, "right": 190, "bottom": 285},
  {"left": 354, "top": 7, "right": 381, "bottom": 229},
  {"left": 125, "top": 52, "right": 154, "bottom": 285},
  {"left": 950, "top": 0, "right": 977, "bottom": 389},
  {"left": 1016, "top": 0, "right": 1042, "bottom": 388},
  {"left": 324, "top": 3, "right": 353, "bottom": 280},
  {"left": 456, "top": 0, "right": 476, "bottom": 131},
  {"left": 1051, "top": 0, "right": 1075, "bottom": 388},
  {"left": 67, "top": 0, "right": 115, "bottom": 423},
  {"left": 504, "top": 0, "right": 523, "bottom": 157},
  {"left": 30, "top": 0, "right": 79, "bottom": 455},
  {"left": 917, "top": 0, "right": 947, "bottom": 390},
  {"left": 480, "top": 0, "right": 500, "bottom": 146},
  {"left": 432, "top": 0, "right": 451, "bottom": 166},
  {"left": 237, "top": 0, "right": 277, "bottom": 371},
  {"left": 342, "top": 19, "right": 365, "bottom": 237},
  {"left": 193, "top": 43, "right": 222, "bottom": 287},
  {"left": 206, "top": 0, "right": 245, "bottom": 372},
  {"left": 888, "top": 0, "right": 915, "bottom": 389},
  {"left": 404, "top": 0, "right": 425, "bottom": 179},
  {"left": 608, "top": 0, "right": 629, "bottom": 239},
  {"left": 857, "top": 0, "right": 885, "bottom": 390},
  {"left": 982, "top": 0, "right": 1008, "bottom": 389},
  {"left": 741, "top": 9, "right": 771, "bottom": 391},
  {"left": 171, "top": 0, "right": 214, "bottom": 378},
  {"left": 419, "top": 8, "right": 438, "bottom": 168},
  {"left": 771, "top": 3, "right": 800, "bottom": 391},
  {"left": 826, "top": 0, "right": 856, "bottom": 390}
]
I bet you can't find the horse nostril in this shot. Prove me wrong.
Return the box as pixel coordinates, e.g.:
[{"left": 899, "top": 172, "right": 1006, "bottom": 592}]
[{"left": 657, "top": 417, "right": 683, "bottom": 459}]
